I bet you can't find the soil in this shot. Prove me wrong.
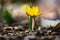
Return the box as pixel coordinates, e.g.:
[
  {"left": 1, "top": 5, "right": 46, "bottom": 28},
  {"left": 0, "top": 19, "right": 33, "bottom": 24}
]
[{"left": 0, "top": 19, "right": 60, "bottom": 40}]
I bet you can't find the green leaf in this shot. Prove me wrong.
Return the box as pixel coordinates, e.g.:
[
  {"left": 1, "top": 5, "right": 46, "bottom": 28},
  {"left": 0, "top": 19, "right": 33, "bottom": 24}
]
[{"left": 5, "top": 10, "right": 13, "bottom": 24}]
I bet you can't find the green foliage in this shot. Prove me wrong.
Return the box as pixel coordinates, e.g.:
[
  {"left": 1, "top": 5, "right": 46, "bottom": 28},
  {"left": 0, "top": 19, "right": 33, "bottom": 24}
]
[
  {"left": 5, "top": 10, "right": 13, "bottom": 24},
  {"left": 30, "top": 2, "right": 33, "bottom": 8},
  {"left": 55, "top": 22, "right": 60, "bottom": 29}
]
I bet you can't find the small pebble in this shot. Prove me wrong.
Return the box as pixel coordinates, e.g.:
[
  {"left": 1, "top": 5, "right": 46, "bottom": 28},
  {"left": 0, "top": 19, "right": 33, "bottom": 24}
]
[{"left": 24, "top": 35, "right": 35, "bottom": 40}]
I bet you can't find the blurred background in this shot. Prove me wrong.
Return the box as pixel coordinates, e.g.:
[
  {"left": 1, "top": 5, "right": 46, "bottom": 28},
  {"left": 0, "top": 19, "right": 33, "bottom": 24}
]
[
  {"left": 0, "top": 0, "right": 60, "bottom": 26},
  {"left": 0, "top": 0, "right": 60, "bottom": 19}
]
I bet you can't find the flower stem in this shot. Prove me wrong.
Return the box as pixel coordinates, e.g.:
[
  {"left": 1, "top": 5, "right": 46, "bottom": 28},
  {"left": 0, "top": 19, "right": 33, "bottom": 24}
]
[
  {"left": 32, "top": 17, "right": 35, "bottom": 31},
  {"left": 29, "top": 16, "right": 32, "bottom": 32},
  {"left": 29, "top": 16, "right": 35, "bottom": 31}
]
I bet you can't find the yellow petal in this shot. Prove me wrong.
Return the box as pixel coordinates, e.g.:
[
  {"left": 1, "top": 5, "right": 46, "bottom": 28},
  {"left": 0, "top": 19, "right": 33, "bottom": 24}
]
[
  {"left": 32, "top": 6, "right": 39, "bottom": 14},
  {"left": 39, "top": 11, "right": 42, "bottom": 15}
]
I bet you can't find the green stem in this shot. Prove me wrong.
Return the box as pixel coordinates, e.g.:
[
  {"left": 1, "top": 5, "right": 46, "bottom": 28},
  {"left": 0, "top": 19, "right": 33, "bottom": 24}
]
[
  {"left": 29, "top": 16, "right": 32, "bottom": 32},
  {"left": 30, "top": 2, "right": 33, "bottom": 8},
  {"left": 29, "top": 16, "right": 35, "bottom": 31}
]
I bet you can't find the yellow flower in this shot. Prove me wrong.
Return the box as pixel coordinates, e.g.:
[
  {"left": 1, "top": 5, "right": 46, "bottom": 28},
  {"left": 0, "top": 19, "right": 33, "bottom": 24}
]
[{"left": 26, "top": 6, "right": 42, "bottom": 17}]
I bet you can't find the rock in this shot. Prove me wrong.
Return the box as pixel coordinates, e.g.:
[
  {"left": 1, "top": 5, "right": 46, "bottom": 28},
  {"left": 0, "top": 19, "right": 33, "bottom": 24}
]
[
  {"left": 9, "top": 38, "right": 17, "bottom": 40},
  {"left": 40, "top": 36, "right": 46, "bottom": 40},
  {"left": 14, "top": 26, "right": 25, "bottom": 31},
  {"left": 48, "top": 35, "right": 54, "bottom": 39},
  {"left": 3, "top": 27, "right": 14, "bottom": 33},
  {"left": 0, "top": 37, "right": 6, "bottom": 40},
  {"left": 0, "top": 23, "right": 3, "bottom": 27},
  {"left": 24, "top": 35, "right": 36, "bottom": 40}
]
